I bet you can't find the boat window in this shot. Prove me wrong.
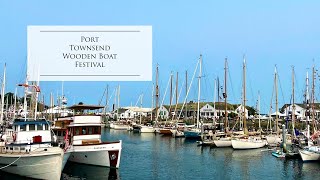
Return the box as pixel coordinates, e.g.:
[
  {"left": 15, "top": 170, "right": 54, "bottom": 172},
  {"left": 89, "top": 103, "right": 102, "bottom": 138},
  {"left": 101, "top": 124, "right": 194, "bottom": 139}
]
[
  {"left": 63, "top": 131, "right": 66, "bottom": 137},
  {"left": 82, "top": 127, "right": 87, "bottom": 135},
  {"left": 29, "top": 124, "right": 35, "bottom": 131},
  {"left": 45, "top": 124, "right": 49, "bottom": 130},
  {"left": 88, "top": 127, "right": 93, "bottom": 134},
  {"left": 57, "top": 131, "right": 61, "bottom": 136},
  {"left": 94, "top": 127, "right": 99, "bottom": 134},
  {"left": 20, "top": 125, "right": 26, "bottom": 131},
  {"left": 75, "top": 128, "right": 80, "bottom": 135},
  {"left": 37, "top": 124, "right": 43, "bottom": 131}
]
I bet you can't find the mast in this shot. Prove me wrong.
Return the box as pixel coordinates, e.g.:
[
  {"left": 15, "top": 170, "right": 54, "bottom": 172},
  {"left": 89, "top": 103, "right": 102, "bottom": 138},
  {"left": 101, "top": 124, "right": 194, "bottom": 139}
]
[
  {"left": 224, "top": 58, "right": 228, "bottom": 132},
  {"left": 106, "top": 85, "right": 109, "bottom": 115},
  {"left": 169, "top": 72, "right": 173, "bottom": 120},
  {"left": 155, "top": 64, "right": 159, "bottom": 123},
  {"left": 34, "top": 67, "right": 40, "bottom": 120},
  {"left": 151, "top": 83, "right": 154, "bottom": 122},
  {"left": 258, "top": 91, "right": 261, "bottom": 130},
  {"left": 292, "top": 66, "right": 296, "bottom": 138},
  {"left": 13, "top": 87, "right": 17, "bottom": 120},
  {"left": 176, "top": 72, "right": 178, "bottom": 106},
  {"left": 275, "top": 66, "right": 279, "bottom": 136},
  {"left": 243, "top": 57, "right": 248, "bottom": 135},
  {"left": 196, "top": 54, "right": 202, "bottom": 129},
  {"left": 312, "top": 64, "right": 316, "bottom": 132},
  {"left": 23, "top": 75, "right": 28, "bottom": 121},
  {"left": 140, "top": 93, "right": 143, "bottom": 124},
  {"left": 306, "top": 72, "right": 311, "bottom": 146},
  {"left": 0, "top": 63, "right": 6, "bottom": 125},
  {"left": 117, "top": 85, "right": 120, "bottom": 121},
  {"left": 213, "top": 79, "right": 217, "bottom": 127},
  {"left": 185, "top": 70, "right": 188, "bottom": 120}
]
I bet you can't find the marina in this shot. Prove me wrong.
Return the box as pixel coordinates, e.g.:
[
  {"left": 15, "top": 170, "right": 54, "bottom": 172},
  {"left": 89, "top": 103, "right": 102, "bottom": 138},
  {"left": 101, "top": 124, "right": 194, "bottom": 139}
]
[{"left": 2, "top": 129, "right": 320, "bottom": 179}]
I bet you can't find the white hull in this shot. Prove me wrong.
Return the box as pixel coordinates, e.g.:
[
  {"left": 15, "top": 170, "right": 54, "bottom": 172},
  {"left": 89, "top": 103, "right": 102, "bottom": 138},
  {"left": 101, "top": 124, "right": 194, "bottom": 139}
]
[
  {"left": 299, "top": 146, "right": 320, "bottom": 161},
  {"left": 266, "top": 135, "right": 281, "bottom": 145},
  {"left": 62, "top": 151, "right": 71, "bottom": 171},
  {"left": 69, "top": 141, "right": 122, "bottom": 168},
  {"left": 140, "top": 126, "right": 155, "bottom": 133},
  {"left": 0, "top": 147, "right": 63, "bottom": 180},
  {"left": 113, "top": 124, "right": 129, "bottom": 130},
  {"left": 231, "top": 139, "right": 266, "bottom": 149},
  {"left": 172, "top": 130, "right": 184, "bottom": 137},
  {"left": 214, "top": 138, "right": 232, "bottom": 147}
]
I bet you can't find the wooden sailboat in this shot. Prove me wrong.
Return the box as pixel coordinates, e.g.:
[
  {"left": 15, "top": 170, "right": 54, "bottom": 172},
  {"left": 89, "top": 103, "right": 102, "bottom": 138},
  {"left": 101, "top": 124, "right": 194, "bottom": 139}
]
[
  {"left": 231, "top": 57, "right": 267, "bottom": 150},
  {"left": 213, "top": 58, "right": 232, "bottom": 147}
]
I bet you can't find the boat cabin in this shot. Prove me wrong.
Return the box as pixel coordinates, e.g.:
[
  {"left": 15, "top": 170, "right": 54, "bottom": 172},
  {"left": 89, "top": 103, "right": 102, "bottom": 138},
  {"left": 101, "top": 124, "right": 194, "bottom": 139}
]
[{"left": 66, "top": 105, "right": 104, "bottom": 146}]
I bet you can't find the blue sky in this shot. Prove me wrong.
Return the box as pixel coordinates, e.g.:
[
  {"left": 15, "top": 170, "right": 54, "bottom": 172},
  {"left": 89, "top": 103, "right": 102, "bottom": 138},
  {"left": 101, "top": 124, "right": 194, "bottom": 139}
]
[{"left": 0, "top": 1, "right": 320, "bottom": 113}]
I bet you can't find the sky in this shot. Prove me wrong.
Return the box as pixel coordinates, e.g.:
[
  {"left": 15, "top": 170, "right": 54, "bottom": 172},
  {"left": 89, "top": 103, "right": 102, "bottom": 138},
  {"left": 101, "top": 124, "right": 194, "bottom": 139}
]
[{"left": 0, "top": 1, "right": 320, "bottom": 114}]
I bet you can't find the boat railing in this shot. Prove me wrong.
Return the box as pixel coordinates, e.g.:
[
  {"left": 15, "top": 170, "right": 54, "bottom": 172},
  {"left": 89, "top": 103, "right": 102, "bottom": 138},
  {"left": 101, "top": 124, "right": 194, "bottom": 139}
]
[{"left": 0, "top": 140, "right": 51, "bottom": 154}]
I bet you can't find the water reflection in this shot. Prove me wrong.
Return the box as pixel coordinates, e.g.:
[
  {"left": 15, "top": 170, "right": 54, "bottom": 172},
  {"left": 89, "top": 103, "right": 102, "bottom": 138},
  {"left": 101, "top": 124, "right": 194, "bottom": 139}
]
[{"left": 62, "top": 162, "right": 119, "bottom": 180}]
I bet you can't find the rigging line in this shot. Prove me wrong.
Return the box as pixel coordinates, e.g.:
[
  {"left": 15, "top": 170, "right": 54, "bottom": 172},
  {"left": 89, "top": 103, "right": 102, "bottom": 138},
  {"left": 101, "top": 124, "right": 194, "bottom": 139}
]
[
  {"left": 178, "top": 58, "right": 200, "bottom": 119},
  {"left": 227, "top": 60, "right": 236, "bottom": 103},
  {"left": 246, "top": 62, "right": 256, "bottom": 107},
  {"left": 277, "top": 72, "right": 286, "bottom": 106}
]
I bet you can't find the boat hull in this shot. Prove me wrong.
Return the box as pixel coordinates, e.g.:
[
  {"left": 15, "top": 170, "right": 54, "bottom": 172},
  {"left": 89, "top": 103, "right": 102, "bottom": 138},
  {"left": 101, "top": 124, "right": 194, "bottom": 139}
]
[
  {"left": 184, "top": 130, "right": 200, "bottom": 139},
  {"left": 0, "top": 147, "right": 63, "bottom": 180},
  {"left": 140, "top": 126, "right": 155, "bottom": 133},
  {"left": 299, "top": 146, "right": 320, "bottom": 161},
  {"left": 113, "top": 124, "right": 129, "bottom": 130},
  {"left": 214, "top": 138, "right": 232, "bottom": 147},
  {"left": 69, "top": 141, "right": 122, "bottom": 168},
  {"left": 159, "top": 129, "right": 173, "bottom": 135},
  {"left": 231, "top": 139, "right": 266, "bottom": 149}
]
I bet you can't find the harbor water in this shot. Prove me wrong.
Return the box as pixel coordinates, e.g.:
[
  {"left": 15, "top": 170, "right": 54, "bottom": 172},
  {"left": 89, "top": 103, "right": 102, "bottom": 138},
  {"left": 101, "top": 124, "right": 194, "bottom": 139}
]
[{"left": 1, "top": 128, "right": 320, "bottom": 179}]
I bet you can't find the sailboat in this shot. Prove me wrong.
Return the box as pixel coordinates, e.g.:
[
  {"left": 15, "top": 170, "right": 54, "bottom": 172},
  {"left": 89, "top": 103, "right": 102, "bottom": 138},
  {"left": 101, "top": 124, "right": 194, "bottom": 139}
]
[
  {"left": 299, "top": 66, "right": 320, "bottom": 161},
  {"left": 231, "top": 57, "right": 267, "bottom": 150},
  {"left": 213, "top": 58, "right": 232, "bottom": 147},
  {"left": 184, "top": 55, "right": 202, "bottom": 139},
  {"left": 266, "top": 67, "right": 282, "bottom": 146}
]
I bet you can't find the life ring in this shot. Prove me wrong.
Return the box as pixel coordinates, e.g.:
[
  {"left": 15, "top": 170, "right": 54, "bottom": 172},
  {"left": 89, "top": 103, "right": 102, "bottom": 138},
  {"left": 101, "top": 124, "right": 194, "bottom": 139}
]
[{"left": 12, "top": 133, "right": 17, "bottom": 142}]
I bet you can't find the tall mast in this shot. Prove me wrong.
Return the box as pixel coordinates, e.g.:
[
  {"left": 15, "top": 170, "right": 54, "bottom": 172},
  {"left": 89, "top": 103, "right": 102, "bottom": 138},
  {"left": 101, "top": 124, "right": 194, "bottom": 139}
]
[
  {"left": 23, "top": 75, "right": 28, "bottom": 121},
  {"left": 258, "top": 91, "right": 261, "bottom": 130},
  {"left": 117, "top": 85, "right": 120, "bottom": 121},
  {"left": 106, "top": 85, "right": 109, "bottom": 115},
  {"left": 0, "top": 63, "right": 6, "bottom": 125},
  {"left": 243, "top": 57, "right": 248, "bottom": 135},
  {"left": 176, "top": 72, "right": 178, "bottom": 106},
  {"left": 151, "top": 83, "right": 154, "bottom": 122},
  {"left": 306, "top": 71, "right": 311, "bottom": 146},
  {"left": 197, "top": 55, "right": 202, "bottom": 129},
  {"left": 13, "top": 87, "right": 17, "bottom": 120},
  {"left": 275, "top": 66, "right": 279, "bottom": 136},
  {"left": 185, "top": 70, "right": 188, "bottom": 120},
  {"left": 169, "top": 72, "right": 173, "bottom": 119},
  {"left": 312, "top": 64, "right": 316, "bottom": 132},
  {"left": 213, "top": 79, "right": 217, "bottom": 126},
  {"left": 155, "top": 64, "right": 159, "bottom": 123},
  {"left": 224, "top": 58, "right": 228, "bottom": 132},
  {"left": 140, "top": 93, "right": 143, "bottom": 124},
  {"left": 292, "top": 66, "right": 296, "bottom": 138}
]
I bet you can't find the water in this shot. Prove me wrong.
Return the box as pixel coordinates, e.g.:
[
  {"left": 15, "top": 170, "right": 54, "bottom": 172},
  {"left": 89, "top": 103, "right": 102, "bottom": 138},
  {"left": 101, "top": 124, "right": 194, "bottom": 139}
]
[{"left": 1, "top": 129, "right": 320, "bottom": 179}]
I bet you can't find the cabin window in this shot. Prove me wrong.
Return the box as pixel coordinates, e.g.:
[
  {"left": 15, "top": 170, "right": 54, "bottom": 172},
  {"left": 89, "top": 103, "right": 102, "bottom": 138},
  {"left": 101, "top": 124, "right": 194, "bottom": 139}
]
[
  {"left": 20, "top": 125, "right": 26, "bottom": 131},
  {"left": 45, "top": 124, "right": 49, "bottom": 130},
  {"left": 82, "top": 127, "right": 87, "bottom": 135},
  {"left": 94, "top": 127, "right": 99, "bottom": 134},
  {"left": 63, "top": 131, "right": 66, "bottom": 137},
  {"left": 37, "top": 124, "right": 43, "bottom": 131},
  {"left": 88, "top": 127, "right": 93, "bottom": 135},
  {"left": 75, "top": 128, "right": 80, "bottom": 135},
  {"left": 29, "top": 124, "right": 35, "bottom": 131},
  {"left": 57, "top": 131, "right": 62, "bottom": 136}
]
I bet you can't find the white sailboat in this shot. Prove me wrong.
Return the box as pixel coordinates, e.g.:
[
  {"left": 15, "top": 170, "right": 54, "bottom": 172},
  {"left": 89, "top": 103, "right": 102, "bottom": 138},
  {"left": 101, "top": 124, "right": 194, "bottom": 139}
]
[
  {"left": 213, "top": 58, "right": 232, "bottom": 147},
  {"left": 231, "top": 57, "right": 266, "bottom": 150}
]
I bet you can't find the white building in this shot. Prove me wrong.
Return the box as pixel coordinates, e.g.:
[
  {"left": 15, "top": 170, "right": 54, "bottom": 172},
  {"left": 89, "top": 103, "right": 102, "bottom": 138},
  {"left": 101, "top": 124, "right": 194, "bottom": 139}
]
[
  {"left": 157, "top": 105, "right": 169, "bottom": 119},
  {"left": 200, "top": 103, "right": 216, "bottom": 118},
  {"left": 234, "top": 104, "right": 249, "bottom": 119}
]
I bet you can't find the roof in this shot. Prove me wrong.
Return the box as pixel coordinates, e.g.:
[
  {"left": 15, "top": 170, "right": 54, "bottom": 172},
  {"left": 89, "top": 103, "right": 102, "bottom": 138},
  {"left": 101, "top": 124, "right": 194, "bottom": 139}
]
[
  {"left": 13, "top": 119, "right": 52, "bottom": 126},
  {"left": 67, "top": 104, "right": 104, "bottom": 110}
]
